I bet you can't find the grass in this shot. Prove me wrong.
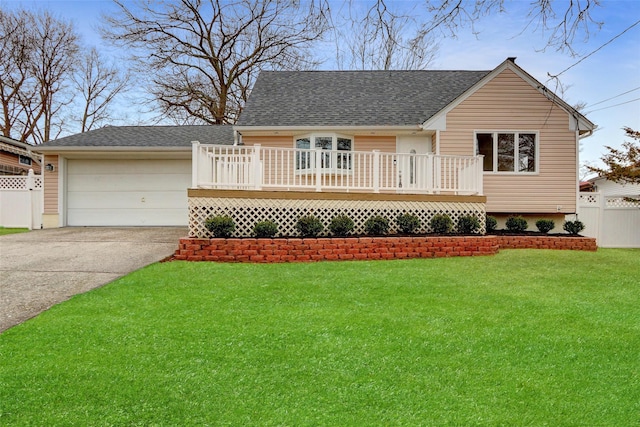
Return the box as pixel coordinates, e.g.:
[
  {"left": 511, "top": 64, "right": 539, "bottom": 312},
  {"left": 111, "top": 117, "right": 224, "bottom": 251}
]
[
  {"left": 1, "top": 249, "right": 638, "bottom": 426},
  {"left": 0, "top": 227, "right": 29, "bottom": 236}
]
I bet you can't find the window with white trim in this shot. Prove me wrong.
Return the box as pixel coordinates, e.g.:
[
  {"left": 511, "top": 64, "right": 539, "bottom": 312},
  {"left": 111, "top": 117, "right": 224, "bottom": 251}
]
[
  {"left": 476, "top": 132, "right": 537, "bottom": 173},
  {"left": 295, "top": 134, "right": 353, "bottom": 171}
]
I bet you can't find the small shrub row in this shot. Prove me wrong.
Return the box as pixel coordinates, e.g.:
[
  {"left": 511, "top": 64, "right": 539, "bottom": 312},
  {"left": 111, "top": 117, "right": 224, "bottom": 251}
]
[
  {"left": 485, "top": 215, "right": 585, "bottom": 235},
  {"left": 205, "top": 213, "right": 485, "bottom": 238}
]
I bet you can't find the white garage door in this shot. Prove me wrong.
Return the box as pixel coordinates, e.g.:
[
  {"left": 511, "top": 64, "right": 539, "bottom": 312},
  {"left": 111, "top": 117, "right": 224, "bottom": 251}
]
[{"left": 67, "top": 159, "right": 191, "bottom": 226}]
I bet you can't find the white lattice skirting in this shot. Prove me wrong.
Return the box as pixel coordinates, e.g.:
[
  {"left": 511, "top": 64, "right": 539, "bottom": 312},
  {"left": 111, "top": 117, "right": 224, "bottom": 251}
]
[{"left": 188, "top": 190, "right": 486, "bottom": 238}]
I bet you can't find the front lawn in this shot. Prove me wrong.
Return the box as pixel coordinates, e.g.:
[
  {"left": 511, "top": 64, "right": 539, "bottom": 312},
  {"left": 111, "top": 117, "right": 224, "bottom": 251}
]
[
  {"left": 0, "top": 227, "right": 28, "bottom": 236},
  {"left": 1, "top": 249, "right": 638, "bottom": 425}
]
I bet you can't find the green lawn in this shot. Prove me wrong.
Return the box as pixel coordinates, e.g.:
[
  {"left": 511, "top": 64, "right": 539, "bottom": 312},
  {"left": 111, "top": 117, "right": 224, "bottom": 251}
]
[
  {"left": 1, "top": 250, "right": 638, "bottom": 426},
  {"left": 0, "top": 227, "right": 29, "bottom": 236}
]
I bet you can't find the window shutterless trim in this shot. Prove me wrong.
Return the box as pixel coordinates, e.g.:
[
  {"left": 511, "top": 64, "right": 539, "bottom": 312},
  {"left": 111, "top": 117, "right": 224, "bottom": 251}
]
[{"left": 474, "top": 130, "right": 539, "bottom": 175}]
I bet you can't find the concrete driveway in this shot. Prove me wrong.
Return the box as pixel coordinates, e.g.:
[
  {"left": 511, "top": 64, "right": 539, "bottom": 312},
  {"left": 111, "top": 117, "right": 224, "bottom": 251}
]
[{"left": 0, "top": 227, "right": 186, "bottom": 333}]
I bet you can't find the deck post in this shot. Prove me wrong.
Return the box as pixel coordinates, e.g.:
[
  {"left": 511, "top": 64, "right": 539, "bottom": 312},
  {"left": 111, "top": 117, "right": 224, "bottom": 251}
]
[
  {"left": 253, "top": 144, "right": 262, "bottom": 190},
  {"left": 477, "top": 155, "right": 484, "bottom": 195},
  {"left": 315, "top": 148, "right": 322, "bottom": 192},
  {"left": 373, "top": 150, "right": 380, "bottom": 193},
  {"left": 191, "top": 141, "right": 199, "bottom": 188}
]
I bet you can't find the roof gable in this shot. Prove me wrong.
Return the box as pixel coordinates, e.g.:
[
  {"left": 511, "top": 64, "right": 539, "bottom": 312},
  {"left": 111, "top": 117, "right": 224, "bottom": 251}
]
[{"left": 237, "top": 70, "right": 490, "bottom": 128}]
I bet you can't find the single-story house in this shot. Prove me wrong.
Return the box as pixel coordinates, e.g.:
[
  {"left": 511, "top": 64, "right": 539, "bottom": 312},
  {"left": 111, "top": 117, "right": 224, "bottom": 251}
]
[
  {"left": 37, "top": 58, "right": 595, "bottom": 236},
  {"left": 585, "top": 175, "right": 640, "bottom": 201},
  {"left": 0, "top": 135, "right": 42, "bottom": 175}
]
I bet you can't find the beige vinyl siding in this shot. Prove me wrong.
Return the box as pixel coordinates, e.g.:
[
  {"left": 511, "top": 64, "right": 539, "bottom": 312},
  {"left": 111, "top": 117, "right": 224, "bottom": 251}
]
[
  {"left": 353, "top": 135, "right": 395, "bottom": 152},
  {"left": 440, "top": 68, "right": 578, "bottom": 214},
  {"left": 43, "top": 155, "right": 59, "bottom": 214}
]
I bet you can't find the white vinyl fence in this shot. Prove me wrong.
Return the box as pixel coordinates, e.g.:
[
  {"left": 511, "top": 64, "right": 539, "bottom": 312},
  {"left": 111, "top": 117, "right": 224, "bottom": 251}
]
[
  {"left": 578, "top": 192, "right": 640, "bottom": 248},
  {"left": 0, "top": 170, "right": 43, "bottom": 229}
]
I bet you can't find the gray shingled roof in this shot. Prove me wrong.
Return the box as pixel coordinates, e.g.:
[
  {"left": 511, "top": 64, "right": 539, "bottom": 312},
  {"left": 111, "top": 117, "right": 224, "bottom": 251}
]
[
  {"left": 237, "top": 70, "right": 491, "bottom": 127},
  {"left": 39, "top": 125, "right": 234, "bottom": 148}
]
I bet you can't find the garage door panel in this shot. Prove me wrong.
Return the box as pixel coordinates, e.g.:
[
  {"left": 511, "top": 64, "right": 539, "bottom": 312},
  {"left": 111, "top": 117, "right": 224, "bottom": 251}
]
[
  {"left": 68, "top": 159, "right": 190, "bottom": 174},
  {"left": 68, "top": 191, "right": 186, "bottom": 209},
  {"left": 67, "top": 173, "right": 190, "bottom": 192},
  {"left": 67, "top": 209, "right": 187, "bottom": 226},
  {"left": 66, "top": 159, "right": 190, "bottom": 226}
]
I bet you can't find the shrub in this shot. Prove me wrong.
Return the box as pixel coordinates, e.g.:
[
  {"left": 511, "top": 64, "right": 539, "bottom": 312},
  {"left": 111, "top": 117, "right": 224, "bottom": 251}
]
[
  {"left": 429, "top": 214, "right": 453, "bottom": 234},
  {"left": 535, "top": 219, "right": 555, "bottom": 234},
  {"left": 329, "top": 214, "right": 354, "bottom": 237},
  {"left": 253, "top": 220, "right": 278, "bottom": 238},
  {"left": 364, "top": 215, "right": 390, "bottom": 236},
  {"left": 563, "top": 220, "right": 585, "bottom": 235},
  {"left": 396, "top": 213, "right": 421, "bottom": 234},
  {"left": 505, "top": 215, "right": 528, "bottom": 232},
  {"left": 295, "top": 215, "right": 324, "bottom": 238},
  {"left": 204, "top": 215, "right": 235, "bottom": 238},
  {"left": 457, "top": 215, "right": 481, "bottom": 234},
  {"left": 486, "top": 215, "right": 498, "bottom": 233}
]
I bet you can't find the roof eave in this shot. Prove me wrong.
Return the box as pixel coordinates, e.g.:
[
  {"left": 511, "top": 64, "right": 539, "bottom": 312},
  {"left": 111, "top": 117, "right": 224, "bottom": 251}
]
[{"left": 34, "top": 146, "right": 191, "bottom": 153}]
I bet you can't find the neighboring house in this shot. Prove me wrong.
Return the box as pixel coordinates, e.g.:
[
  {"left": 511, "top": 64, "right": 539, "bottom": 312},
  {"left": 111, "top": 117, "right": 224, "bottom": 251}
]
[
  {"left": 585, "top": 175, "right": 640, "bottom": 200},
  {"left": 37, "top": 58, "right": 595, "bottom": 236},
  {"left": 0, "top": 135, "right": 42, "bottom": 175}
]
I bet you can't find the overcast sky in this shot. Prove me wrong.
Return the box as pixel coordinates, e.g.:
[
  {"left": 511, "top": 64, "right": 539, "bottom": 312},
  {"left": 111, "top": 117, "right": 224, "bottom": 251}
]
[{"left": 3, "top": 0, "right": 639, "bottom": 173}]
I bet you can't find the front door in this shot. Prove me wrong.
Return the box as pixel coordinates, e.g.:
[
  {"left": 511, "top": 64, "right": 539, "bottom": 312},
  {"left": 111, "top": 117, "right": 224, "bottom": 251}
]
[{"left": 396, "top": 135, "right": 432, "bottom": 191}]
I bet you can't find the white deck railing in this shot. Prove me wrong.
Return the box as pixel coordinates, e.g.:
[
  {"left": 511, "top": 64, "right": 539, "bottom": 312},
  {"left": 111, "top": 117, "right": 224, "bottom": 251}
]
[{"left": 192, "top": 142, "right": 483, "bottom": 195}]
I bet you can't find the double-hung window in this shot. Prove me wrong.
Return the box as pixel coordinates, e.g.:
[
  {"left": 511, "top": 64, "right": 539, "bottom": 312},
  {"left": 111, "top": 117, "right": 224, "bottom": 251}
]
[
  {"left": 476, "top": 131, "right": 537, "bottom": 173},
  {"left": 295, "top": 134, "right": 353, "bottom": 172}
]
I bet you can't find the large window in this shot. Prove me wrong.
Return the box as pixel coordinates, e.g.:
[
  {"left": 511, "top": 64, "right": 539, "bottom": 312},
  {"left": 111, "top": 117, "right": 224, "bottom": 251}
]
[
  {"left": 295, "top": 134, "right": 353, "bottom": 171},
  {"left": 476, "top": 132, "right": 537, "bottom": 173}
]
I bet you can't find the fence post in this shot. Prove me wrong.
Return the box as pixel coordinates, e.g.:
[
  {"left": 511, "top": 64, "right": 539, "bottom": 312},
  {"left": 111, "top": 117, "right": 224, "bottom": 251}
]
[
  {"left": 373, "top": 150, "right": 380, "bottom": 193},
  {"left": 26, "top": 169, "right": 34, "bottom": 230},
  {"left": 191, "top": 141, "right": 199, "bottom": 188},
  {"left": 253, "top": 144, "right": 262, "bottom": 190}
]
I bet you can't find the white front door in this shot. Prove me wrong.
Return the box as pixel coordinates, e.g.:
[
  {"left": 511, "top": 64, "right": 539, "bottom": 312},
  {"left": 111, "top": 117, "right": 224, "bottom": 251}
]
[{"left": 396, "top": 135, "right": 432, "bottom": 190}]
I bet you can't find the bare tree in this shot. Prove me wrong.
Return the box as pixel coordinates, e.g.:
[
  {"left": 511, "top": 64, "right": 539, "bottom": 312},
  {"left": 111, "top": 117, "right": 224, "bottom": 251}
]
[
  {"left": 0, "top": 8, "right": 79, "bottom": 144},
  {"left": 74, "top": 48, "right": 130, "bottom": 132},
  {"left": 0, "top": 9, "right": 34, "bottom": 139},
  {"left": 102, "top": 0, "right": 331, "bottom": 125},
  {"left": 335, "top": 0, "right": 438, "bottom": 70},
  {"left": 424, "top": 0, "right": 604, "bottom": 56}
]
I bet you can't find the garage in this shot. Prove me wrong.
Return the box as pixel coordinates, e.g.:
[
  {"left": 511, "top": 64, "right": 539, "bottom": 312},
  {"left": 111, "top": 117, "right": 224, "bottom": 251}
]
[{"left": 66, "top": 159, "right": 191, "bottom": 226}]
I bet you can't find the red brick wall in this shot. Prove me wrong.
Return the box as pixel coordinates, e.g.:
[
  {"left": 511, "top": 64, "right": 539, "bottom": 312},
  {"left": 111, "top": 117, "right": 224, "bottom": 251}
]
[{"left": 175, "top": 235, "right": 596, "bottom": 262}]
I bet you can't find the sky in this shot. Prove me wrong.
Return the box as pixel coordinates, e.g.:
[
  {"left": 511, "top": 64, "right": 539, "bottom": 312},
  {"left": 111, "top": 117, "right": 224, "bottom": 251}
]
[{"left": 2, "top": 0, "right": 639, "bottom": 174}]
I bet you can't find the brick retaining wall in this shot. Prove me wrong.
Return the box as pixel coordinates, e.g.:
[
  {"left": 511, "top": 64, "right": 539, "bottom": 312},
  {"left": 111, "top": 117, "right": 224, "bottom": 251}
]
[{"left": 174, "top": 235, "right": 596, "bottom": 262}]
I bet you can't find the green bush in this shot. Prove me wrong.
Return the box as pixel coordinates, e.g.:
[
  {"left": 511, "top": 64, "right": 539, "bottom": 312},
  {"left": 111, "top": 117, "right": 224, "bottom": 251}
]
[
  {"left": 396, "top": 213, "right": 421, "bottom": 234},
  {"left": 563, "top": 220, "right": 585, "bottom": 235},
  {"left": 535, "top": 219, "right": 555, "bottom": 234},
  {"left": 364, "top": 215, "right": 390, "bottom": 236},
  {"left": 486, "top": 215, "right": 498, "bottom": 233},
  {"left": 253, "top": 220, "right": 278, "bottom": 238},
  {"left": 204, "top": 215, "right": 235, "bottom": 238},
  {"left": 457, "top": 215, "right": 481, "bottom": 234},
  {"left": 295, "top": 215, "right": 324, "bottom": 238},
  {"left": 329, "top": 214, "right": 354, "bottom": 237},
  {"left": 429, "top": 214, "right": 453, "bottom": 234},
  {"left": 505, "top": 215, "right": 528, "bottom": 232}
]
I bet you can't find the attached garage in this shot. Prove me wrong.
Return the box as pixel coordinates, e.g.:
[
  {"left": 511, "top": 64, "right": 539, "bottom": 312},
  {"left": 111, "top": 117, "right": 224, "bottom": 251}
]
[
  {"left": 66, "top": 159, "right": 191, "bottom": 226},
  {"left": 35, "top": 125, "right": 235, "bottom": 228}
]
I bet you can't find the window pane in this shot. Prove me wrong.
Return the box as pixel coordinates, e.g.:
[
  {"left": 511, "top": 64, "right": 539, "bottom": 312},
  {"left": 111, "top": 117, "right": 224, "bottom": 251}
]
[
  {"left": 19, "top": 155, "right": 32, "bottom": 166},
  {"left": 476, "top": 133, "right": 494, "bottom": 171},
  {"left": 337, "top": 137, "right": 352, "bottom": 169},
  {"left": 295, "top": 138, "right": 310, "bottom": 169},
  {"left": 518, "top": 133, "right": 536, "bottom": 172},
  {"left": 497, "top": 133, "right": 515, "bottom": 172},
  {"left": 315, "top": 136, "right": 332, "bottom": 168}
]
